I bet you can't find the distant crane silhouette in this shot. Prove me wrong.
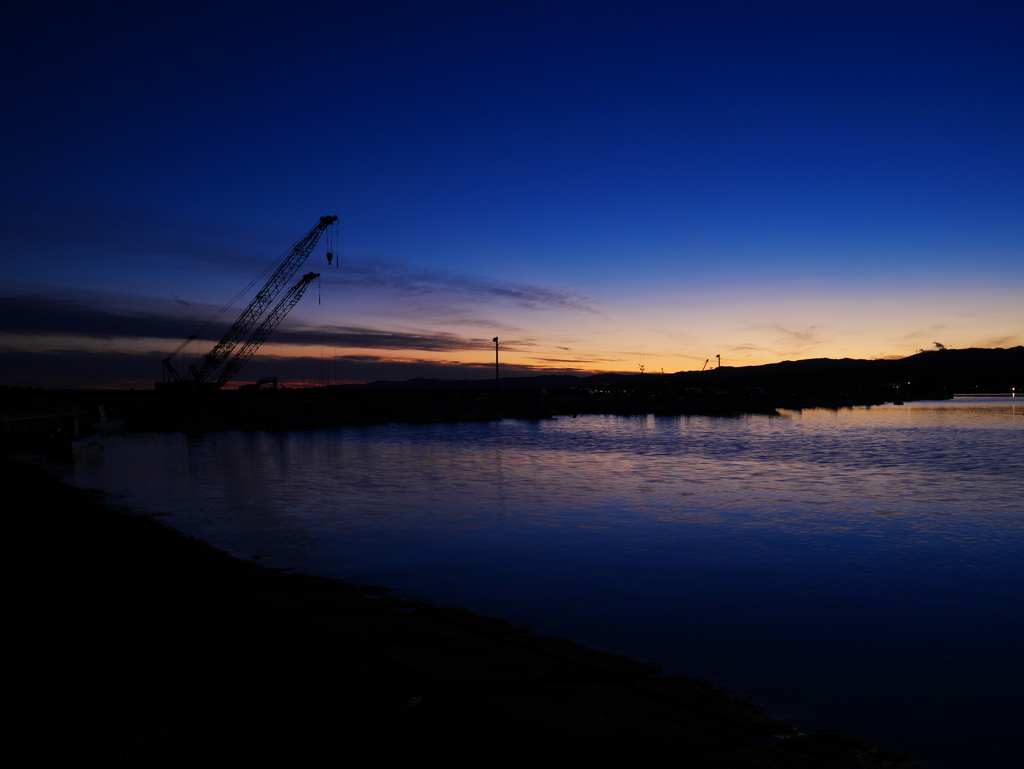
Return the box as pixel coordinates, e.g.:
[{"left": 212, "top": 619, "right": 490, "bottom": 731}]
[{"left": 161, "top": 215, "right": 338, "bottom": 389}]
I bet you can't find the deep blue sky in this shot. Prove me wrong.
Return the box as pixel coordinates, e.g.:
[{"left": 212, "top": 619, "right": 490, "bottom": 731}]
[{"left": 2, "top": 1, "right": 1022, "bottom": 387}]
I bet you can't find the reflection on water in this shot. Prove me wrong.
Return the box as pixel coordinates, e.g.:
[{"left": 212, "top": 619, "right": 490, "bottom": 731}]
[{"left": 64, "top": 399, "right": 1023, "bottom": 768}]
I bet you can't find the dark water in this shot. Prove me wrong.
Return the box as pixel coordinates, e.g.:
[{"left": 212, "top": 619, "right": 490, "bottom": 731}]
[{"left": 62, "top": 398, "right": 1024, "bottom": 767}]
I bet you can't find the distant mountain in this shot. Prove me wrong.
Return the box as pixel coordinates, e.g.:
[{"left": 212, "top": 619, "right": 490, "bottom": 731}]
[
  {"left": 726, "top": 346, "right": 1022, "bottom": 376},
  {"left": 685, "top": 347, "right": 1023, "bottom": 396},
  {"left": 338, "top": 347, "right": 1022, "bottom": 394}
]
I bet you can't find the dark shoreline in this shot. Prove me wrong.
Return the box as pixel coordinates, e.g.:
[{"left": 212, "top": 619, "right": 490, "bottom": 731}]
[{"left": 8, "top": 459, "right": 921, "bottom": 767}]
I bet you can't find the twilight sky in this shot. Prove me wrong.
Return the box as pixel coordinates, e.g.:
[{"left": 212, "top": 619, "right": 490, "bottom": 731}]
[{"left": 3, "top": 0, "right": 1022, "bottom": 388}]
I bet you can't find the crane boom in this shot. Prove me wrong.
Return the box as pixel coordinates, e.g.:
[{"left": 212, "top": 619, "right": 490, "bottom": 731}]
[
  {"left": 185, "top": 215, "right": 337, "bottom": 384},
  {"left": 162, "top": 215, "right": 337, "bottom": 387},
  {"left": 215, "top": 272, "right": 321, "bottom": 388}
]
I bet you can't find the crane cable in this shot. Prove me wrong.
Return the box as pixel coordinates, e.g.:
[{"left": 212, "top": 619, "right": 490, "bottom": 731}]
[{"left": 172, "top": 233, "right": 297, "bottom": 367}]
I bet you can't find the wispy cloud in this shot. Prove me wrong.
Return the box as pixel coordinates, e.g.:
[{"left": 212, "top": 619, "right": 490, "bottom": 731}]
[
  {"left": 272, "top": 324, "right": 497, "bottom": 352},
  {"left": 3, "top": 204, "right": 603, "bottom": 336},
  {"left": 0, "top": 294, "right": 197, "bottom": 340},
  {"left": 0, "top": 346, "right": 567, "bottom": 389},
  {"left": 527, "top": 356, "right": 623, "bottom": 364},
  {"left": 333, "top": 257, "right": 601, "bottom": 315},
  {"left": 732, "top": 324, "right": 829, "bottom": 359},
  {"left": 901, "top": 326, "right": 948, "bottom": 341},
  {"left": 976, "top": 334, "right": 1020, "bottom": 348},
  {"left": 0, "top": 292, "right": 511, "bottom": 356}
]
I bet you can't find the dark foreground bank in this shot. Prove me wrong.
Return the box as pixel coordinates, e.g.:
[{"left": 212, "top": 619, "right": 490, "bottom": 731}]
[{"left": 7, "top": 460, "right": 920, "bottom": 768}]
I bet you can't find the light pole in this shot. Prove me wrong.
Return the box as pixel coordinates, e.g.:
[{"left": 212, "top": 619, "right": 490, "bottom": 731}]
[{"left": 493, "top": 337, "right": 499, "bottom": 391}]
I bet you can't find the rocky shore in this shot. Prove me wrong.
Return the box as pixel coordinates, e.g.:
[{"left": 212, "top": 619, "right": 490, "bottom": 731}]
[{"left": 8, "top": 460, "right": 920, "bottom": 767}]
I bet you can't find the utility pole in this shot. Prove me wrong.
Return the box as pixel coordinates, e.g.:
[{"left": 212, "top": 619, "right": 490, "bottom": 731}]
[{"left": 493, "top": 337, "right": 499, "bottom": 391}]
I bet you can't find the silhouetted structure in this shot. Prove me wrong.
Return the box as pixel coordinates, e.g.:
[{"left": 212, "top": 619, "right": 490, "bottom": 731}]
[{"left": 161, "top": 216, "right": 337, "bottom": 390}]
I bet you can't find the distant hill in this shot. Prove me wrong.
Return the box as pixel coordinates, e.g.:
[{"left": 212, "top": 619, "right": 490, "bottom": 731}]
[
  {"left": 738, "top": 346, "right": 1023, "bottom": 377},
  {"left": 338, "top": 346, "right": 1023, "bottom": 395}
]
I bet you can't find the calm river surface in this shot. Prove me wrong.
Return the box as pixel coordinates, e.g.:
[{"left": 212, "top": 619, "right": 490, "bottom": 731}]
[{"left": 61, "top": 398, "right": 1023, "bottom": 767}]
